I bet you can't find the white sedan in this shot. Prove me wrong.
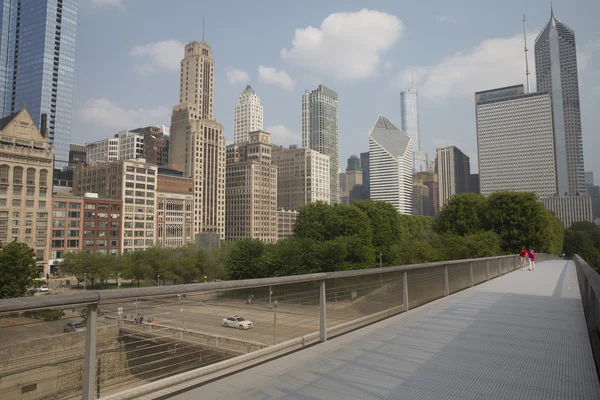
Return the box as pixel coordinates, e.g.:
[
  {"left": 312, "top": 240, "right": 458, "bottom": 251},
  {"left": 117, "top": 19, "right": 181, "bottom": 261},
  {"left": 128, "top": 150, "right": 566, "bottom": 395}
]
[{"left": 222, "top": 316, "right": 253, "bottom": 330}]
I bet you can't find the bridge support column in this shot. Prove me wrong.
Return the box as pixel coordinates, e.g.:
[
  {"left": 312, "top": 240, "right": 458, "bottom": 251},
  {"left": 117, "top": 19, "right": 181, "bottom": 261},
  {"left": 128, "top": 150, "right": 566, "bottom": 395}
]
[
  {"left": 403, "top": 271, "right": 409, "bottom": 311},
  {"left": 83, "top": 303, "right": 98, "bottom": 400},
  {"left": 486, "top": 260, "right": 490, "bottom": 280},
  {"left": 444, "top": 266, "right": 449, "bottom": 296},
  {"left": 319, "top": 281, "right": 327, "bottom": 342},
  {"left": 469, "top": 262, "right": 474, "bottom": 287}
]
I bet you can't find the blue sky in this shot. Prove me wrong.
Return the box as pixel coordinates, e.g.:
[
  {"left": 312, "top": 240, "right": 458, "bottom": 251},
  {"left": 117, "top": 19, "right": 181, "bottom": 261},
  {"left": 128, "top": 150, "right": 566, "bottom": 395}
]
[{"left": 74, "top": 0, "right": 599, "bottom": 179}]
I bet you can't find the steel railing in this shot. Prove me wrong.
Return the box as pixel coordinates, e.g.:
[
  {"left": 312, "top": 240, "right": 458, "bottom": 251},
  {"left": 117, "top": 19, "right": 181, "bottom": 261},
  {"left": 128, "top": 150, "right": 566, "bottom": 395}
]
[
  {"left": 572, "top": 254, "right": 600, "bottom": 380},
  {"left": 0, "top": 253, "right": 554, "bottom": 400}
]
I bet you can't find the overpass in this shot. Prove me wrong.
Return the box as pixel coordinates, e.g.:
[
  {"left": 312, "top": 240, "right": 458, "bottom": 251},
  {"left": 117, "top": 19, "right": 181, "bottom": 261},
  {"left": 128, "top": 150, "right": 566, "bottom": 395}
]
[{"left": 0, "top": 254, "right": 599, "bottom": 400}]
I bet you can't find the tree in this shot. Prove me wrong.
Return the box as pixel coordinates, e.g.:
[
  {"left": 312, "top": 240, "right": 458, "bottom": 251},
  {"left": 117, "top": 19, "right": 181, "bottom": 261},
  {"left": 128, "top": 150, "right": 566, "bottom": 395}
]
[
  {"left": 121, "top": 250, "right": 152, "bottom": 287},
  {"left": 564, "top": 222, "right": 600, "bottom": 271},
  {"left": 0, "top": 242, "right": 40, "bottom": 298},
  {"left": 226, "top": 239, "right": 271, "bottom": 280},
  {"left": 435, "top": 193, "right": 488, "bottom": 236},
  {"left": 353, "top": 201, "right": 403, "bottom": 264}
]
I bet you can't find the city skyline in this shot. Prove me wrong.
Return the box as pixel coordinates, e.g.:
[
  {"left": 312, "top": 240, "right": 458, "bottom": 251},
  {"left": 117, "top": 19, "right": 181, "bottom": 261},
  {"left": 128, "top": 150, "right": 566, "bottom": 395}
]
[{"left": 69, "top": 1, "right": 599, "bottom": 181}]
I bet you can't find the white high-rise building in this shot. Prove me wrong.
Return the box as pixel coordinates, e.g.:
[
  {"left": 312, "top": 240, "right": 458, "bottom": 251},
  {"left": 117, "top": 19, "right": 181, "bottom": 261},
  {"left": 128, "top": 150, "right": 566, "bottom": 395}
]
[
  {"left": 476, "top": 85, "right": 557, "bottom": 198},
  {"left": 116, "top": 131, "right": 145, "bottom": 161},
  {"left": 85, "top": 138, "right": 119, "bottom": 166},
  {"left": 233, "top": 85, "right": 263, "bottom": 144},
  {"left": 369, "top": 115, "right": 413, "bottom": 214}
]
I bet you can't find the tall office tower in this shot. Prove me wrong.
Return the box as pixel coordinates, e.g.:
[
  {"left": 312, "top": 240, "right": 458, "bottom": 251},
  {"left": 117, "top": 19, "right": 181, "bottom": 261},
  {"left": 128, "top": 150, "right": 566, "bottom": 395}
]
[
  {"left": 585, "top": 171, "right": 594, "bottom": 188},
  {"left": 347, "top": 155, "right": 361, "bottom": 171},
  {"left": 272, "top": 146, "right": 330, "bottom": 212},
  {"left": 413, "top": 172, "right": 439, "bottom": 216},
  {"left": 0, "top": 0, "right": 78, "bottom": 166},
  {"left": 233, "top": 85, "right": 263, "bottom": 144},
  {"left": 436, "top": 146, "right": 470, "bottom": 208},
  {"left": 170, "top": 41, "right": 226, "bottom": 239},
  {"left": 360, "top": 152, "right": 370, "bottom": 198},
  {"left": 475, "top": 85, "right": 557, "bottom": 198},
  {"left": 401, "top": 88, "right": 420, "bottom": 172},
  {"left": 535, "top": 8, "right": 585, "bottom": 196},
  {"left": 345, "top": 156, "right": 362, "bottom": 201},
  {"left": 469, "top": 174, "right": 480, "bottom": 194},
  {"left": 414, "top": 151, "right": 432, "bottom": 173},
  {"left": 225, "top": 131, "right": 278, "bottom": 242},
  {"left": 302, "top": 85, "right": 339, "bottom": 203},
  {"left": 369, "top": 115, "right": 413, "bottom": 214}
]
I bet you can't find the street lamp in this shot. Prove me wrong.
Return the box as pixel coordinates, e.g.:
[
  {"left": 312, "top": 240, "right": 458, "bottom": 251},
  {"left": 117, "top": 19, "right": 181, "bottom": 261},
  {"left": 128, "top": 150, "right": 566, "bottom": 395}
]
[
  {"left": 204, "top": 275, "right": 207, "bottom": 283},
  {"left": 157, "top": 273, "right": 160, "bottom": 287},
  {"left": 117, "top": 273, "right": 121, "bottom": 290},
  {"left": 273, "top": 300, "right": 278, "bottom": 344},
  {"left": 379, "top": 253, "right": 383, "bottom": 287}
]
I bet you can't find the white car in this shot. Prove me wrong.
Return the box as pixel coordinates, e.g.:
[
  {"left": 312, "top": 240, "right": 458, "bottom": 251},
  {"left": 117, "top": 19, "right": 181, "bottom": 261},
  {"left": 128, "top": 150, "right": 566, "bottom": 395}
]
[
  {"left": 38, "top": 285, "right": 48, "bottom": 292},
  {"left": 222, "top": 316, "right": 253, "bottom": 330}
]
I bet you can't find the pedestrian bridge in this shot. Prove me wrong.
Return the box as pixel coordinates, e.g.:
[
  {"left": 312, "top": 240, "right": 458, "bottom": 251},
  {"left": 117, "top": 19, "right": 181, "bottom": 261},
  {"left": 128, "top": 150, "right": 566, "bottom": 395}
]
[{"left": 0, "top": 255, "right": 599, "bottom": 400}]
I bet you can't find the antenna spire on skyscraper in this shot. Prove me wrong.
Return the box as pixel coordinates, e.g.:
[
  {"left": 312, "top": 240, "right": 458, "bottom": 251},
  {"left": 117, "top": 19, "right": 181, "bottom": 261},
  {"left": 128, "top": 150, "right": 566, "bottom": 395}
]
[
  {"left": 523, "top": 14, "right": 531, "bottom": 94},
  {"left": 551, "top": 3, "right": 554, "bottom": 18},
  {"left": 202, "top": 16, "right": 205, "bottom": 41}
]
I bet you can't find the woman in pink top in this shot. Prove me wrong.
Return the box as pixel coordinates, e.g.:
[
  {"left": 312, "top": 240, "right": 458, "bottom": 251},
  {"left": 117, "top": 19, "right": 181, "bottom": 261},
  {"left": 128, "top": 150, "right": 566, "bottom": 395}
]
[{"left": 528, "top": 248, "right": 536, "bottom": 271}]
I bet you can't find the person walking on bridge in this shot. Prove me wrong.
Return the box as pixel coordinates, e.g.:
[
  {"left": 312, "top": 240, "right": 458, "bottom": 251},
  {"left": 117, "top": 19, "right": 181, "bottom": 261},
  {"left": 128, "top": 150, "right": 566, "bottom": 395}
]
[
  {"left": 528, "top": 248, "right": 536, "bottom": 271},
  {"left": 519, "top": 247, "right": 528, "bottom": 270}
]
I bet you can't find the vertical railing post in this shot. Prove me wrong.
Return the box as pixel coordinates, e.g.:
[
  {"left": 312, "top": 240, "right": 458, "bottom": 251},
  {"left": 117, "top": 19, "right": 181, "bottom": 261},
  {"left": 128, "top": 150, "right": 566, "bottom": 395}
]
[
  {"left": 444, "top": 265, "right": 449, "bottom": 296},
  {"left": 82, "top": 303, "right": 98, "bottom": 400},
  {"left": 469, "top": 262, "right": 474, "bottom": 287},
  {"left": 403, "top": 271, "right": 409, "bottom": 311},
  {"left": 486, "top": 260, "right": 490, "bottom": 280},
  {"left": 319, "top": 280, "right": 327, "bottom": 342}
]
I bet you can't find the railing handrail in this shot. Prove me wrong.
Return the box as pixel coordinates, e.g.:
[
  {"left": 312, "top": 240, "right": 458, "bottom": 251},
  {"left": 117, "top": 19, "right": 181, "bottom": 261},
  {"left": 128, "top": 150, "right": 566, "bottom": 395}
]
[
  {"left": 0, "top": 254, "right": 520, "bottom": 314},
  {"left": 573, "top": 254, "right": 600, "bottom": 299}
]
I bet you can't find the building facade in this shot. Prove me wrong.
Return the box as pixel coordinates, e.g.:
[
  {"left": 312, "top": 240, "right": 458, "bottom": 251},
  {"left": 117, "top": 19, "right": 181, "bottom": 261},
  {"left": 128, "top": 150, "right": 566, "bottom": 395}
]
[
  {"left": 116, "top": 131, "right": 145, "bottom": 161},
  {"left": 302, "top": 85, "right": 339, "bottom": 203},
  {"left": 414, "top": 151, "right": 434, "bottom": 173},
  {"left": 233, "top": 85, "right": 263, "bottom": 144},
  {"left": 226, "top": 131, "right": 277, "bottom": 242},
  {"left": 535, "top": 8, "right": 585, "bottom": 196},
  {"left": 69, "top": 144, "right": 86, "bottom": 165},
  {"left": 400, "top": 89, "right": 420, "bottom": 151},
  {"left": 277, "top": 208, "right": 298, "bottom": 241},
  {"left": 413, "top": 172, "right": 439, "bottom": 216},
  {"left": 169, "top": 41, "right": 226, "bottom": 240},
  {"left": 475, "top": 86, "right": 557, "bottom": 198},
  {"left": 0, "top": 0, "right": 78, "bottom": 166},
  {"left": 86, "top": 138, "right": 119, "bottom": 166},
  {"left": 542, "top": 196, "right": 593, "bottom": 228},
  {"left": 129, "top": 126, "right": 170, "bottom": 167},
  {"left": 0, "top": 108, "right": 53, "bottom": 276},
  {"left": 73, "top": 159, "right": 157, "bottom": 254},
  {"left": 436, "top": 146, "right": 470, "bottom": 208},
  {"left": 156, "top": 169, "right": 193, "bottom": 248},
  {"left": 360, "top": 152, "right": 370, "bottom": 199},
  {"left": 272, "top": 146, "right": 330, "bottom": 212},
  {"left": 369, "top": 115, "right": 413, "bottom": 214}
]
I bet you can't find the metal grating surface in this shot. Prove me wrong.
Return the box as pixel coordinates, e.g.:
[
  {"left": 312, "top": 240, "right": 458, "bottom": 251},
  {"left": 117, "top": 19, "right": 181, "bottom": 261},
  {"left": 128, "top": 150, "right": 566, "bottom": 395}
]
[{"left": 171, "top": 260, "right": 600, "bottom": 400}]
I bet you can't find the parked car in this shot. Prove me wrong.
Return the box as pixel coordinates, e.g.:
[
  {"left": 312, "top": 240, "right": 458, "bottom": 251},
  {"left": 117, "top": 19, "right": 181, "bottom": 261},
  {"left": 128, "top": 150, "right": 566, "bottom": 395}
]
[
  {"left": 38, "top": 285, "right": 48, "bottom": 292},
  {"left": 64, "top": 322, "right": 87, "bottom": 333},
  {"left": 222, "top": 316, "right": 253, "bottom": 330}
]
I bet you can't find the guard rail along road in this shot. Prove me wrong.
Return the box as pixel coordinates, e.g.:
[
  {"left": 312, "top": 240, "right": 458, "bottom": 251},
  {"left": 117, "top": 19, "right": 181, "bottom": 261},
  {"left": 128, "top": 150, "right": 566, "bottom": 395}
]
[{"left": 0, "top": 253, "right": 557, "bottom": 400}]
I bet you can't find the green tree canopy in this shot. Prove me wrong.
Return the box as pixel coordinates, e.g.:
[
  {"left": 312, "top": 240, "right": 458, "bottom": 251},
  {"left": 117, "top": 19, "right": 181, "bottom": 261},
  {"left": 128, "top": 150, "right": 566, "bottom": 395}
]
[
  {"left": 435, "top": 193, "right": 488, "bottom": 236},
  {"left": 0, "top": 242, "right": 40, "bottom": 298},
  {"left": 564, "top": 221, "right": 600, "bottom": 271}
]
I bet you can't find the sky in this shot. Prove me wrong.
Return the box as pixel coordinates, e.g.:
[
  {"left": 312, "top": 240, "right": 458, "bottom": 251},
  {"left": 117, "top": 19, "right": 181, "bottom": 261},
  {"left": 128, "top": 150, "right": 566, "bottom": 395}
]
[{"left": 73, "top": 0, "right": 600, "bottom": 180}]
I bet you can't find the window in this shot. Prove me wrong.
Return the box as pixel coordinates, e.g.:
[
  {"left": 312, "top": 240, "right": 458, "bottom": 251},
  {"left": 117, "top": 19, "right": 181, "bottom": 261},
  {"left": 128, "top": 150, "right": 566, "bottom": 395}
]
[
  {"left": 84, "top": 239, "right": 94, "bottom": 247},
  {"left": 110, "top": 213, "right": 120, "bottom": 219},
  {"left": 67, "top": 240, "right": 79, "bottom": 248},
  {"left": 68, "top": 230, "right": 79, "bottom": 238},
  {"left": 111, "top": 221, "right": 120, "bottom": 228},
  {"left": 97, "top": 213, "right": 108, "bottom": 218},
  {"left": 52, "top": 230, "right": 65, "bottom": 238},
  {"left": 51, "top": 240, "right": 64, "bottom": 247},
  {"left": 0, "top": 165, "right": 8, "bottom": 183},
  {"left": 96, "top": 240, "right": 107, "bottom": 247},
  {"left": 69, "top": 203, "right": 81, "bottom": 209},
  {"left": 68, "top": 220, "right": 80, "bottom": 228},
  {"left": 39, "top": 188, "right": 47, "bottom": 198},
  {"left": 110, "top": 230, "right": 120, "bottom": 237},
  {"left": 85, "top": 203, "right": 95, "bottom": 210},
  {"left": 68, "top": 211, "right": 80, "bottom": 218},
  {"left": 13, "top": 186, "right": 21, "bottom": 196},
  {"left": 97, "top": 230, "right": 107, "bottom": 237},
  {"left": 84, "top": 221, "right": 95, "bottom": 228},
  {"left": 26, "top": 168, "right": 35, "bottom": 185},
  {"left": 39, "top": 201, "right": 46, "bottom": 208},
  {"left": 39, "top": 170, "right": 48, "bottom": 186},
  {"left": 26, "top": 188, "right": 34, "bottom": 197},
  {"left": 85, "top": 212, "right": 95, "bottom": 218},
  {"left": 12, "top": 199, "right": 20, "bottom": 207},
  {"left": 54, "top": 201, "right": 67, "bottom": 209},
  {"left": 98, "top": 221, "right": 108, "bottom": 228},
  {"left": 13, "top": 166, "right": 23, "bottom": 184},
  {"left": 26, "top": 200, "right": 34, "bottom": 208},
  {"left": 84, "top": 230, "right": 94, "bottom": 237},
  {"left": 111, "top": 204, "right": 120, "bottom": 211},
  {"left": 12, "top": 212, "right": 18, "bottom": 218}
]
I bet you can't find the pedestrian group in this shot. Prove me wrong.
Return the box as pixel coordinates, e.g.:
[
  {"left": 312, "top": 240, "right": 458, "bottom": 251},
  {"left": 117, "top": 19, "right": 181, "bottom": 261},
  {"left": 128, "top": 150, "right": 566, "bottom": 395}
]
[{"left": 520, "top": 246, "right": 536, "bottom": 271}]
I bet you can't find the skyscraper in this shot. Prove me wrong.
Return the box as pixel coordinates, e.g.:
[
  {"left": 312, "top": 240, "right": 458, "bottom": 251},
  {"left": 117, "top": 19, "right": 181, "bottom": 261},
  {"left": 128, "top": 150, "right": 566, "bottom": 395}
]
[
  {"left": 347, "top": 155, "right": 361, "bottom": 171},
  {"left": 170, "top": 41, "right": 226, "bottom": 239},
  {"left": 436, "top": 146, "right": 470, "bottom": 208},
  {"left": 475, "top": 85, "right": 557, "bottom": 198},
  {"left": 535, "top": 7, "right": 585, "bottom": 196},
  {"left": 0, "top": 0, "right": 78, "bottom": 166},
  {"left": 400, "top": 89, "right": 420, "bottom": 152},
  {"left": 302, "top": 85, "right": 339, "bottom": 203},
  {"left": 369, "top": 115, "right": 413, "bottom": 214},
  {"left": 233, "top": 85, "right": 263, "bottom": 144}
]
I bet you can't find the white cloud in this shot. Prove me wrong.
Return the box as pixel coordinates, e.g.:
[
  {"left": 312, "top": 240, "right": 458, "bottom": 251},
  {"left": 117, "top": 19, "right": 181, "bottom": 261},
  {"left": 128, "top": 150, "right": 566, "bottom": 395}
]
[
  {"left": 393, "top": 33, "right": 538, "bottom": 100},
  {"left": 281, "top": 9, "right": 403, "bottom": 80},
  {"left": 265, "top": 125, "right": 301, "bottom": 146},
  {"left": 258, "top": 66, "right": 295, "bottom": 91},
  {"left": 226, "top": 67, "right": 249, "bottom": 85},
  {"left": 129, "top": 40, "right": 183, "bottom": 74},
  {"left": 80, "top": 98, "right": 170, "bottom": 130},
  {"left": 435, "top": 15, "right": 465, "bottom": 24},
  {"left": 90, "top": 0, "right": 125, "bottom": 8}
]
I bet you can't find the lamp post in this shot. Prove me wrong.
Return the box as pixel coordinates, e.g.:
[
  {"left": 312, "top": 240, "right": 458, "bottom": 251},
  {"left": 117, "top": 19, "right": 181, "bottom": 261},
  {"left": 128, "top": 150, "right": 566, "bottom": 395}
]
[
  {"left": 117, "top": 273, "right": 120, "bottom": 290},
  {"left": 157, "top": 273, "right": 160, "bottom": 287},
  {"left": 84, "top": 273, "right": 87, "bottom": 292},
  {"left": 273, "top": 301, "right": 278, "bottom": 344},
  {"left": 379, "top": 253, "right": 383, "bottom": 287}
]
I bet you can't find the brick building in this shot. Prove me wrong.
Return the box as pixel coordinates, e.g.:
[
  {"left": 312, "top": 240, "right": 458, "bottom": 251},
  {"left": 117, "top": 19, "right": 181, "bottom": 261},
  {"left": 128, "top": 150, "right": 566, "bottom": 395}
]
[{"left": 156, "top": 168, "right": 193, "bottom": 247}]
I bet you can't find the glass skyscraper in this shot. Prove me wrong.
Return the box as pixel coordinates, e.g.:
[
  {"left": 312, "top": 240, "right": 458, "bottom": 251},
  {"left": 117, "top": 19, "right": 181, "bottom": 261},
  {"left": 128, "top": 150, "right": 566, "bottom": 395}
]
[
  {"left": 0, "top": 0, "right": 79, "bottom": 166},
  {"left": 534, "top": 7, "right": 585, "bottom": 196},
  {"left": 400, "top": 89, "right": 420, "bottom": 152},
  {"left": 302, "top": 85, "right": 339, "bottom": 203}
]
